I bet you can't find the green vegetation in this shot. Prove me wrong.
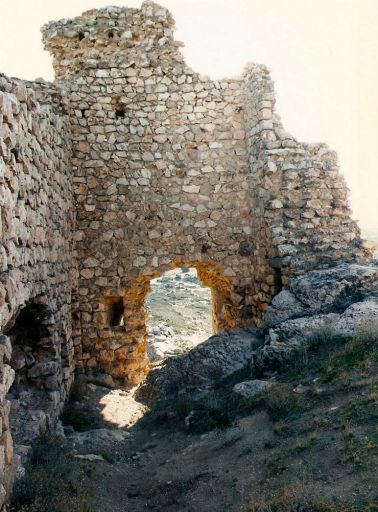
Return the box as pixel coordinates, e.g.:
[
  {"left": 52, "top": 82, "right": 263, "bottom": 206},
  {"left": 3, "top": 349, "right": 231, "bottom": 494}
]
[
  {"left": 151, "top": 326, "right": 378, "bottom": 510},
  {"left": 240, "top": 326, "right": 378, "bottom": 511},
  {"left": 11, "top": 326, "right": 378, "bottom": 511},
  {"left": 10, "top": 435, "right": 93, "bottom": 512},
  {"left": 242, "top": 486, "right": 378, "bottom": 512}
]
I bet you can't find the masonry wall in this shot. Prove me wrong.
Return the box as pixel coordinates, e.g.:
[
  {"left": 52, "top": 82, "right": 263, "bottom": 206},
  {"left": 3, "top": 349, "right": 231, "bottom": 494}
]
[
  {"left": 41, "top": 1, "right": 373, "bottom": 386},
  {"left": 243, "top": 65, "right": 374, "bottom": 317},
  {"left": 0, "top": 75, "right": 74, "bottom": 503},
  {"left": 42, "top": 2, "right": 257, "bottom": 384},
  {"left": 0, "top": 1, "right": 374, "bottom": 505}
]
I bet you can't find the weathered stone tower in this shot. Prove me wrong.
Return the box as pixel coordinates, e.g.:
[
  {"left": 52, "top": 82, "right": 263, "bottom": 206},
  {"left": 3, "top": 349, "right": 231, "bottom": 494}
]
[
  {"left": 42, "top": 1, "right": 373, "bottom": 384},
  {"left": 0, "top": 1, "right": 374, "bottom": 502}
]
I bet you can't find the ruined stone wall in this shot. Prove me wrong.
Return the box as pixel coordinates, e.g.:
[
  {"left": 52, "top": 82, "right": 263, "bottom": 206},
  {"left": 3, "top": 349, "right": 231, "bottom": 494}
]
[
  {"left": 41, "top": 1, "right": 373, "bottom": 386},
  {"left": 42, "top": 2, "right": 258, "bottom": 384},
  {"left": 0, "top": 0, "right": 374, "bottom": 505},
  {"left": 0, "top": 75, "right": 74, "bottom": 502},
  {"left": 243, "top": 65, "right": 374, "bottom": 314}
]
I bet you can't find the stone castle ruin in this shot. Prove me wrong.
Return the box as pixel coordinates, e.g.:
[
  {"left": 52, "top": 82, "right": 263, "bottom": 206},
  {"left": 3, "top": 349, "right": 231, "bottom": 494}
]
[{"left": 0, "top": 1, "right": 375, "bottom": 504}]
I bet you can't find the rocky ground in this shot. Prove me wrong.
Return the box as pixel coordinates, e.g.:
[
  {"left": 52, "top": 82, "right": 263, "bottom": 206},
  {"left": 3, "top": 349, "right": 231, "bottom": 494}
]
[
  {"left": 9, "top": 261, "right": 378, "bottom": 512},
  {"left": 10, "top": 326, "right": 378, "bottom": 512}
]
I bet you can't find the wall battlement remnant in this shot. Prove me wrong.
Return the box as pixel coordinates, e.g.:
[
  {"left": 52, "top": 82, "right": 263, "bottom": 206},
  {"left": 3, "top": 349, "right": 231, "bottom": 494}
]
[{"left": 0, "top": 1, "right": 375, "bottom": 503}]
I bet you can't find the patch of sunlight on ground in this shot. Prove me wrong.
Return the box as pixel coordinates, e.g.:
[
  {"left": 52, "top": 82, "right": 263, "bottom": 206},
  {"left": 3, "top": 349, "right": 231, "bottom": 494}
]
[{"left": 99, "top": 387, "right": 147, "bottom": 428}]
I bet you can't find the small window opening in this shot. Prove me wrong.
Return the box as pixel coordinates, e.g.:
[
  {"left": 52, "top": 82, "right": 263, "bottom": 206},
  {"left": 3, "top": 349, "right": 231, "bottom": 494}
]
[
  {"left": 115, "top": 107, "right": 126, "bottom": 119},
  {"left": 80, "top": 108, "right": 87, "bottom": 118},
  {"left": 11, "top": 148, "right": 19, "bottom": 162},
  {"left": 106, "top": 297, "right": 125, "bottom": 327},
  {"left": 273, "top": 268, "right": 283, "bottom": 294},
  {"left": 78, "top": 32, "right": 85, "bottom": 40},
  {"left": 108, "top": 31, "right": 114, "bottom": 39}
]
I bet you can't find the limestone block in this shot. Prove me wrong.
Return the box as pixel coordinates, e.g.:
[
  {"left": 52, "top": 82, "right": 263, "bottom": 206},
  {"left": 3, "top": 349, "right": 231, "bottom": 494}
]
[
  {"left": 232, "top": 379, "right": 273, "bottom": 399},
  {"left": 27, "top": 361, "right": 59, "bottom": 379},
  {"left": 1, "top": 430, "right": 13, "bottom": 465}
]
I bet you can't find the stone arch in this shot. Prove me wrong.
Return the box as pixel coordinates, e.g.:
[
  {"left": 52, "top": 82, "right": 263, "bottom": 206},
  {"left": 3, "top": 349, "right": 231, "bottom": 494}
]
[{"left": 91, "top": 260, "right": 238, "bottom": 385}]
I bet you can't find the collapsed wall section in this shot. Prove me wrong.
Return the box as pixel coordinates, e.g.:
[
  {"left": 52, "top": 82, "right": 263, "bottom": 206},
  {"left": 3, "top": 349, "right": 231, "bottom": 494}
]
[
  {"left": 0, "top": 75, "right": 75, "bottom": 502},
  {"left": 243, "top": 65, "right": 374, "bottom": 319}
]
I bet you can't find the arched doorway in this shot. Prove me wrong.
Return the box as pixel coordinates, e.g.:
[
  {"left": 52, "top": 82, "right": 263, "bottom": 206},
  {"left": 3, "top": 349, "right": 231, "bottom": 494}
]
[
  {"left": 146, "top": 267, "right": 212, "bottom": 361},
  {"left": 95, "top": 260, "right": 239, "bottom": 385}
]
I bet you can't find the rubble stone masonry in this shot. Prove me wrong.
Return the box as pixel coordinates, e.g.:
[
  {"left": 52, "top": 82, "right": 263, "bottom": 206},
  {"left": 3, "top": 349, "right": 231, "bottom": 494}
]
[
  {"left": 0, "top": 1, "right": 374, "bottom": 503},
  {"left": 0, "top": 75, "right": 75, "bottom": 501}
]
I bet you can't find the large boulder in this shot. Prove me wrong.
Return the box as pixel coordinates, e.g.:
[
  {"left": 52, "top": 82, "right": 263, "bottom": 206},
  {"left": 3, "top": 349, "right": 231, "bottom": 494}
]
[
  {"left": 255, "top": 314, "right": 339, "bottom": 368},
  {"left": 334, "top": 299, "right": 378, "bottom": 336},
  {"left": 263, "top": 263, "right": 378, "bottom": 329},
  {"left": 256, "top": 264, "right": 378, "bottom": 370},
  {"left": 137, "top": 328, "right": 260, "bottom": 402}
]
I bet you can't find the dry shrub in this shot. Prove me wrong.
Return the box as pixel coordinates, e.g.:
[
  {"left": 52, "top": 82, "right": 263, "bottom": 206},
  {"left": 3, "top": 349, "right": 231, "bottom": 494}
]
[{"left": 10, "top": 434, "right": 93, "bottom": 512}]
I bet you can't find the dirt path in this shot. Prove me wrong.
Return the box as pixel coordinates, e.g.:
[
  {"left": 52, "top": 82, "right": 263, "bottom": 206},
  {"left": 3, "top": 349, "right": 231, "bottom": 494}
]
[
  {"left": 63, "top": 383, "right": 272, "bottom": 512},
  {"left": 13, "top": 331, "right": 378, "bottom": 512}
]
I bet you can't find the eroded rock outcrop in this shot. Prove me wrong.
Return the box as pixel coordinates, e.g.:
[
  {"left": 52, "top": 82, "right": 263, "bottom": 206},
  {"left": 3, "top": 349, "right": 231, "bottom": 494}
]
[
  {"left": 139, "top": 262, "right": 378, "bottom": 402},
  {"left": 137, "top": 328, "right": 260, "bottom": 402},
  {"left": 256, "top": 262, "right": 378, "bottom": 369}
]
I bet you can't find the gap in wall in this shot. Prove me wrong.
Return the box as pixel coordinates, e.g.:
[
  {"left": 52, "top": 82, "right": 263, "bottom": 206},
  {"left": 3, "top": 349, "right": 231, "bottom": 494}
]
[{"left": 145, "top": 268, "right": 212, "bottom": 362}]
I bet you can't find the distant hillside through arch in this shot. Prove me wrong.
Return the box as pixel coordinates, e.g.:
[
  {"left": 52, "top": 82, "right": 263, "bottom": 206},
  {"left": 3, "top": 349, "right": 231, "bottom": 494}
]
[{"left": 146, "top": 268, "right": 212, "bottom": 362}]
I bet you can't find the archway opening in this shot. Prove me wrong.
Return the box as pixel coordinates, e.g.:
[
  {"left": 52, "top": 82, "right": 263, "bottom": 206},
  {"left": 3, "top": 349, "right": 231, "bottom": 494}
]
[
  {"left": 146, "top": 267, "right": 212, "bottom": 362},
  {"left": 98, "top": 260, "right": 239, "bottom": 385}
]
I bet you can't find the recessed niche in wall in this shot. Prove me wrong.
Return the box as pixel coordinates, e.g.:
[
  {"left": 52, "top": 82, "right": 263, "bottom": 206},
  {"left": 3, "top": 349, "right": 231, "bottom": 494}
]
[
  {"left": 5, "top": 300, "right": 58, "bottom": 445},
  {"left": 105, "top": 296, "right": 125, "bottom": 327}
]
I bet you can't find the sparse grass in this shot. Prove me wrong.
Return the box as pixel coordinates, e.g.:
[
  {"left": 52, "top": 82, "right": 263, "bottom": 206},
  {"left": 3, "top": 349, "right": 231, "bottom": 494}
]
[
  {"left": 241, "top": 477, "right": 378, "bottom": 511},
  {"left": 240, "top": 326, "right": 378, "bottom": 509},
  {"left": 293, "top": 431, "right": 319, "bottom": 452},
  {"left": 242, "top": 493, "right": 378, "bottom": 512},
  {"left": 150, "top": 363, "right": 266, "bottom": 433},
  {"left": 264, "top": 383, "right": 308, "bottom": 421},
  {"left": 10, "top": 435, "right": 93, "bottom": 512},
  {"left": 11, "top": 325, "right": 378, "bottom": 512},
  {"left": 323, "top": 329, "right": 378, "bottom": 384}
]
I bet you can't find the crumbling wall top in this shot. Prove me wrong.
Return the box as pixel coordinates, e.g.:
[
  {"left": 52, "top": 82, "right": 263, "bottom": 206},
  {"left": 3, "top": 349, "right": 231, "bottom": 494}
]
[{"left": 42, "top": 2, "right": 177, "bottom": 55}]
